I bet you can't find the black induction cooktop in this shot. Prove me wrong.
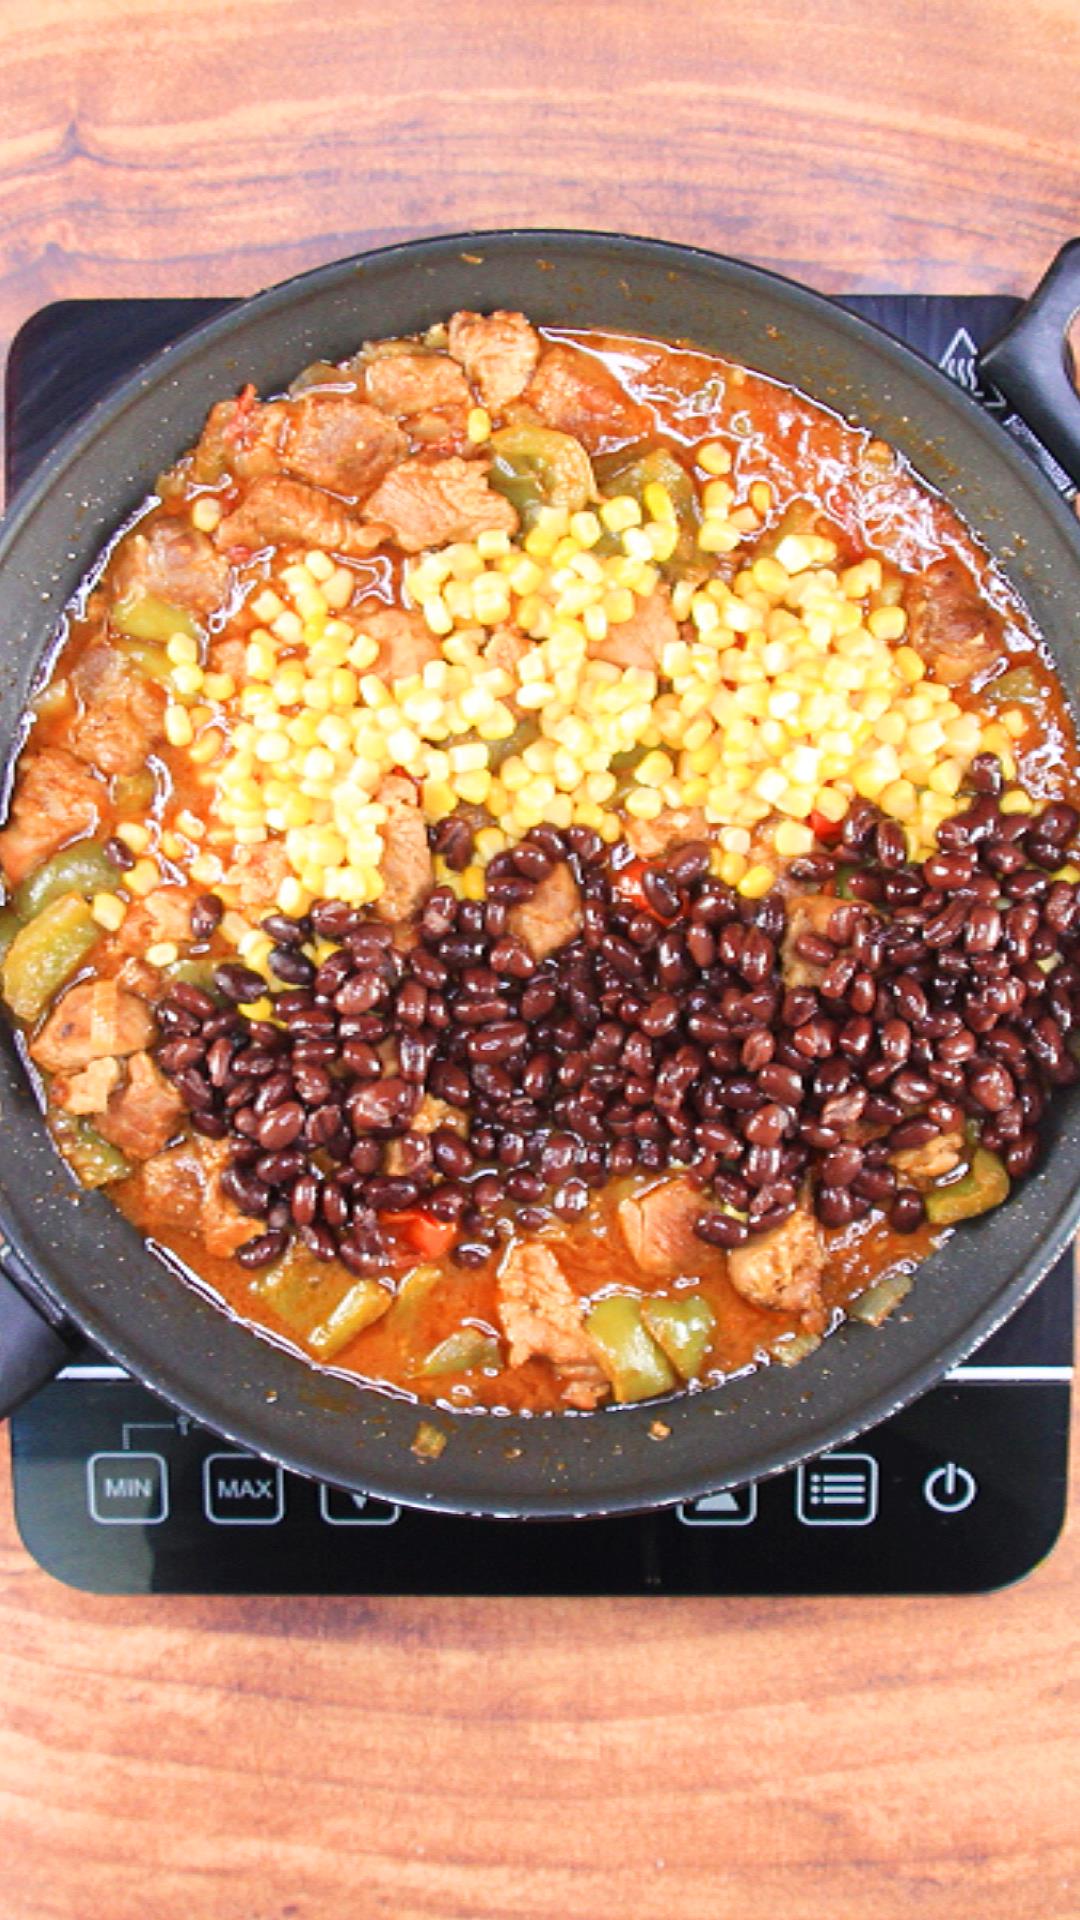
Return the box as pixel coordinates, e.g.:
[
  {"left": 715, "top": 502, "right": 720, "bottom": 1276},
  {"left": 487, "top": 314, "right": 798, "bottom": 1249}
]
[{"left": 4, "top": 290, "right": 1074, "bottom": 1595}]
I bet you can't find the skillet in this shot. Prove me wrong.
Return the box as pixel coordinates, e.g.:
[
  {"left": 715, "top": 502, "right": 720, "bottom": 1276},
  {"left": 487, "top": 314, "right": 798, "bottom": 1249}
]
[{"left": 1, "top": 228, "right": 1079, "bottom": 1519}]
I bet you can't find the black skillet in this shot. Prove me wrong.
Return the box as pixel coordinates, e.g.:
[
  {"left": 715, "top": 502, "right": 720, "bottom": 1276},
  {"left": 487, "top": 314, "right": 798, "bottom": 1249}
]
[{"left": 1, "top": 230, "right": 1079, "bottom": 1520}]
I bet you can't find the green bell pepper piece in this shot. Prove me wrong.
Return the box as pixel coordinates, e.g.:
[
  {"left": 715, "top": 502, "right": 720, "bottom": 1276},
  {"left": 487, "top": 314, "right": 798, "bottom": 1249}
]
[
  {"left": 924, "top": 1148, "right": 1010, "bottom": 1226},
  {"left": 641, "top": 1294, "right": 715, "bottom": 1382},
  {"left": 2, "top": 894, "right": 101, "bottom": 1021},
  {"left": 586, "top": 1294, "right": 676, "bottom": 1403},
  {"left": 416, "top": 1328, "right": 502, "bottom": 1377},
  {"left": 14, "top": 842, "right": 121, "bottom": 922}
]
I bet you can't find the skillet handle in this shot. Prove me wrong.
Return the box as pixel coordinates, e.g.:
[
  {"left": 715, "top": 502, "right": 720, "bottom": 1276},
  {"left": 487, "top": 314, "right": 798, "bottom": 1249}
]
[
  {"left": 0, "top": 1239, "right": 73, "bottom": 1417},
  {"left": 981, "top": 239, "right": 1080, "bottom": 488}
]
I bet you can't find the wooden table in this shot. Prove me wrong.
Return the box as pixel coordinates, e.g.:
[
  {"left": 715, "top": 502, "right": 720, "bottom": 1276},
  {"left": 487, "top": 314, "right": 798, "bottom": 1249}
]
[{"left": 1, "top": 1, "right": 1079, "bottom": 1913}]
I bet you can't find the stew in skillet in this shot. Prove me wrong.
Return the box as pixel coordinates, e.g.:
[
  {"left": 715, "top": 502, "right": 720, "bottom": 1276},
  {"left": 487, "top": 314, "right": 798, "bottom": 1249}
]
[{"left": 2, "top": 309, "right": 1078, "bottom": 1416}]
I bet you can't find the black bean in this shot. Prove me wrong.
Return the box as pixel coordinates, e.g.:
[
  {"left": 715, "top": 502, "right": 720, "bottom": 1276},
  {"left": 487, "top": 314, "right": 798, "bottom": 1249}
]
[
  {"left": 890, "top": 1189, "right": 925, "bottom": 1233},
  {"left": 695, "top": 1210, "right": 749, "bottom": 1248}
]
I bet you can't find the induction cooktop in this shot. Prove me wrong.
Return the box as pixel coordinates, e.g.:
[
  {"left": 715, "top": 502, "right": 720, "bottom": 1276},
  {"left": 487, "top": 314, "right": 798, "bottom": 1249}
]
[{"left": 4, "top": 289, "right": 1074, "bottom": 1595}]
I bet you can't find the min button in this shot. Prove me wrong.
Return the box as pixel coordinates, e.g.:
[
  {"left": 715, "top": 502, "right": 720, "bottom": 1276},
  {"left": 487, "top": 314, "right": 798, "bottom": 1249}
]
[
  {"left": 88, "top": 1452, "right": 168, "bottom": 1525},
  {"left": 203, "top": 1453, "right": 284, "bottom": 1525}
]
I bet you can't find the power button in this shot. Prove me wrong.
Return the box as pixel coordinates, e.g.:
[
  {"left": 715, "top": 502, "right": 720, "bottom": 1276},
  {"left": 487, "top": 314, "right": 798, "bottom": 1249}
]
[{"left": 923, "top": 1462, "right": 978, "bottom": 1514}]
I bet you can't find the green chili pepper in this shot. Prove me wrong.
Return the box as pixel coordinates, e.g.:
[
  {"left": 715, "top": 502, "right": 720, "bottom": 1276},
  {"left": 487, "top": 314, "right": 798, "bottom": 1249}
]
[
  {"left": 13, "top": 842, "right": 120, "bottom": 922},
  {"left": 113, "top": 590, "right": 199, "bottom": 647},
  {"left": 924, "top": 1148, "right": 1010, "bottom": 1226},
  {"left": 51, "top": 1111, "right": 131, "bottom": 1188},
  {"left": 416, "top": 1328, "right": 502, "bottom": 1377},
  {"left": 488, "top": 425, "right": 594, "bottom": 526},
  {"left": 161, "top": 957, "right": 219, "bottom": 995},
  {"left": 112, "top": 769, "right": 157, "bottom": 813},
  {"left": 2, "top": 894, "right": 100, "bottom": 1022},
  {"left": 585, "top": 1295, "right": 676, "bottom": 1403},
  {"left": 252, "top": 1248, "right": 391, "bottom": 1358},
  {"left": 308, "top": 1279, "right": 392, "bottom": 1359},
  {"left": 641, "top": 1294, "right": 715, "bottom": 1382},
  {"left": 0, "top": 908, "right": 20, "bottom": 967},
  {"left": 985, "top": 665, "right": 1040, "bottom": 707},
  {"left": 597, "top": 444, "right": 701, "bottom": 577}
]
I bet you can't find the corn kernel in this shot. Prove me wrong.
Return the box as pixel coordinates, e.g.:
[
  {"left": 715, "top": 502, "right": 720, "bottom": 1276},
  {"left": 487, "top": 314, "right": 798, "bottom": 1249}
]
[
  {"left": 698, "top": 518, "right": 741, "bottom": 555},
  {"left": 125, "top": 857, "right": 159, "bottom": 897},
  {"left": 1001, "top": 787, "right": 1035, "bottom": 814},
  {"left": 91, "top": 892, "right": 127, "bottom": 932},
  {"left": 191, "top": 496, "right": 222, "bottom": 534},
  {"left": 738, "top": 862, "right": 775, "bottom": 899},
  {"left": 868, "top": 605, "right": 908, "bottom": 642},
  {"left": 466, "top": 406, "right": 492, "bottom": 444},
  {"left": 166, "top": 632, "right": 199, "bottom": 666},
  {"left": 146, "top": 941, "right": 179, "bottom": 968},
  {"left": 600, "top": 495, "right": 642, "bottom": 534},
  {"left": 697, "top": 441, "right": 732, "bottom": 476},
  {"left": 164, "top": 704, "right": 194, "bottom": 748}
]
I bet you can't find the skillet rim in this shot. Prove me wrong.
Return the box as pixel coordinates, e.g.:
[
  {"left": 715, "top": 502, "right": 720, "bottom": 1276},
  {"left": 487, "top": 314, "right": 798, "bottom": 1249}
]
[{"left": 1, "top": 225, "right": 1078, "bottom": 1519}]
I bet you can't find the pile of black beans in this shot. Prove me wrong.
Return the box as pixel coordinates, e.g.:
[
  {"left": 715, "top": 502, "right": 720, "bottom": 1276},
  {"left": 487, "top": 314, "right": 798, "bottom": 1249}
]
[{"left": 155, "top": 762, "right": 1080, "bottom": 1273}]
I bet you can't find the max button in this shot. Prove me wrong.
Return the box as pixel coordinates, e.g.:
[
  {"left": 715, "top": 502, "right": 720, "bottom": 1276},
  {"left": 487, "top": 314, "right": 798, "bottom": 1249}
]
[
  {"left": 88, "top": 1452, "right": 168, "bottom": 1525},
  {"left": 203, "top": 1453, "right": 284, "bottom": 1525}
]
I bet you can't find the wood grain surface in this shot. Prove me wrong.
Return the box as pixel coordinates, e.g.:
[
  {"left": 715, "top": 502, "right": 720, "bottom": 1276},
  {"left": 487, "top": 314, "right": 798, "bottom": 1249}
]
[{"left": 2, "top": 1, "right": 1080, "bottom": 1915}]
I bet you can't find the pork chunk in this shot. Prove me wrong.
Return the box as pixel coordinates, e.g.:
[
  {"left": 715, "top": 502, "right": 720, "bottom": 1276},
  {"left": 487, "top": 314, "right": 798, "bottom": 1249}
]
[
  {"left": 52, "top": 1055, "right": 122, "bottom": 1116},
  {"left": 140, "top": 1140, "right": 205, "bottom": 1230},
  {"left": 890, "top": 1129, "right": 966, "bottom": 1189},
  {"left": 118, "top": 886, "right": 197, "bottom": 954},
  {"left": 507, "top": 861, "right": 583, "bottom": 960},
  {"left": 782, "top": 893, "right": 841, "bottom": 988},
  {"left": 591, "top": 584, "right": 678, "bottom": 673},
  {"left": 192, "top": 392, "right": 287, "bottom": 484},
  {"left": 282, "top": 393, "right": 407, "bottom": 499},
  {"left": 625, "top": 808, "right": 709, "bottom": 860},
  {"left": 97, "top": 1051, "right": 185, "bottom": 1160},
  {"left": 447, "top": 310, "right": 541, "bottom": 412},
  {"left": 617, "top": 1177, "right": 705, "bottom": 1277},
  {"left": 362, "top": 456, "right": 519, "bottom": 552},
  {"left": 220, "top": 840, "right": 290, "bottom": 914},
  {"left": 355, "top": 605, "right": 440, "bottom": 684},
  {"left": 216, "top": 476, "right": 390, "bottom": 557},
  {"left": 728, "top": 1206, "right": 826, "bottom": 1329},
  {"left": 0, "top": 749, "right": 102, "bottom": 887},
  {"left": 524, "top": 344, "right": 649, "bottom": 452},
  {"left": 374, "top": 774, "right": 433, "bottom": 924},
  {"left": 68, "top": 644, "right": 165, "bottom": 777},
  {"left": 497, "top": 1241, "right": 609, "bottom": 1411},
  {"left": 30, "top": 978, "right": 156, "bottom": 1074},
  {"left": 140, "top": 1136, "right": 263, "bottom": 1254},
  {"left": 112, "top": 518, "right": 231, "bottom": 619},
  {"left": 365, "top": 352, "right": 472, "bottom": 419},
  {"left": 481, "top": 624, "right": 530, "bottom": 689},
  {"left": 905, "top": 557, "right": 1002, "bottom": 685}
]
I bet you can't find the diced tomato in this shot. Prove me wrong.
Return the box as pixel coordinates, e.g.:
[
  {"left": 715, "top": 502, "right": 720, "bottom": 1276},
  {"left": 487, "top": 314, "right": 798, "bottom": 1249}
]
[
  {"left": 224, "top": 383, "right": 260, "bottom": 449},
  {"left": 383, "top": 1210, "right": 458, "bottom": 1259},
  {"left": 809, "top": 808, "right": 845, "bottom": 845},
  {"left": 613, "top": 857, "right": 671, "bottom": 921}
]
